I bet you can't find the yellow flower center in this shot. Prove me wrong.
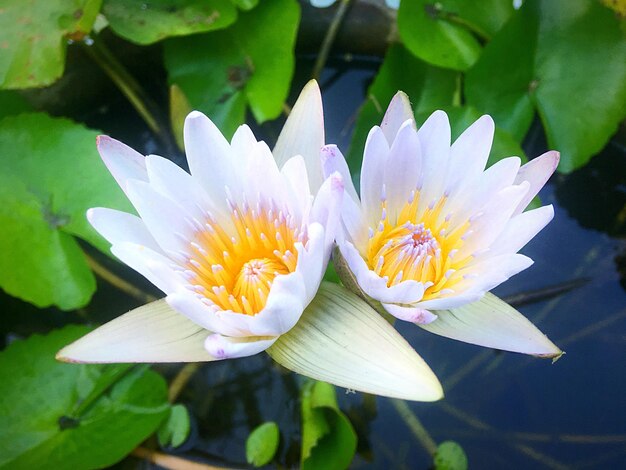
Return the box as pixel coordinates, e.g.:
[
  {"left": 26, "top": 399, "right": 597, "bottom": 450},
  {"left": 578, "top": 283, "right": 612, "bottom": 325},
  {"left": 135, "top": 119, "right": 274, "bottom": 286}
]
[
  {"left": 366, "top": 191, "right": 470, "bottom": 301},
  {"left": 186, "top": 203, "right": 300, "bottom": 315}
]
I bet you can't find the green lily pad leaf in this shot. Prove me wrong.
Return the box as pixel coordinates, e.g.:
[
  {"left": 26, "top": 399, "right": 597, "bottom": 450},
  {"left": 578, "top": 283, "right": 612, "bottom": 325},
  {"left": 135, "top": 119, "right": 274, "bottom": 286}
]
[
  {"left": 0, "top": 325, "right": 170, "bottom": 469},
  {"left": 301, "top": 381, "right": 357, "bottom": 470},
  {"left": 0, "top": 113, "right": 133, "bottom": 309},
  {"left": 157, "top": 404, "right": 191, "bottom": 448},
  {"left": 164, "top": 0, "right": 299, "bottom": 137},
  {"left": 434, "top": 441, "right": 468, "bottom": 470},
  {"left": 0, "top": 0, "right": 101, "bottom": 89},
  {"left": 0, "top": 90, "right": 32, "bottom": 119},
  {"left": 465, "top": 0, "right": 626, "bottom": 172},
  {"left": 415, "top": 105, "right": 527, "bottom": 167},
  {"left": 102, "top": 0, "right": 237, "bottom": 45},
  {"left": 246, "top": 421, "right": 280, "bottom": 467},
  {"left": 347, "top": 44, "right": 457, "bottom": 171},
  {"left": 229, "top": 0, "right": 259, "bottom": 10},
  {"left": 397, "top": 0, "right": 514, "bottom": 71}
]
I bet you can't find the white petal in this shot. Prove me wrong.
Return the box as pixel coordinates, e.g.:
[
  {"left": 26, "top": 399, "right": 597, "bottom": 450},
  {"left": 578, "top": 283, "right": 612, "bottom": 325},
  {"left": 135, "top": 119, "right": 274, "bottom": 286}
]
[
  {"left": 320, "top": 144, "right": 358, "bottom": 201},
  {"left": 267, "top": 282, "right": 443, "bottom": 401},
  {"left": 360, "top": 126, "right": 389, "bottom": 225},
  {"left": 310, "top": 172, "right": 344, "bottom": 257},
  {"left": 295, "top": 223, "right": 327, "bottom": 305},
  {"left": 513, "top": 150, "right": 560, "bottom": 215},
  {"left": 453, "top": 253, "right": 534, "bottom": 296},
  {"left": 420, "top": 293, "right": 562, "bottom": 358},
  {"left": 382, "top": 303, "right": 438, "bottom": 324},
  {"left": 488, "top": 205, "right": 555, "bottom": 257},
  {"left": 87, "top": 207, "right": 160, "bottom": 252},
  {"left": 56, "top": 299, "right": 216, "bottom": 363},
  {"left": 204, "top": 334, "right": 277, "bottom": 359},
  {"left": 111, "top": 242, "right": 179, "bottom": 293},
  {"left": 183, "top": 111, "right": 236, "bottom": 201},
  {"left": 338, "top": 241, "right": 424, "bottom": 304},
  {"left": 281, "top": 155, "right": 312, "bottom": 219},
  {"left": 384, "top": 120, "right": 421, "bottom": 221},
  {"left": 230, "top": 124, "right": 258, "bottom": 167},
  {"left": 273, "top": 80, "right": 325, "bottom": 191},
  {"left": 125, "top": 179, "right": 196, "bottom": 255},
  {"left": 340, "top": 191, "right": 367, "bottom": 249},
  {"left": 96, "top": 135, "right": 148, "bottom": 197},
  {"left": 380, "top": 91, "right": 416, "bottom": 145},
  {"left": 416, "top": 110, "right": 451, "bottom": 206}
]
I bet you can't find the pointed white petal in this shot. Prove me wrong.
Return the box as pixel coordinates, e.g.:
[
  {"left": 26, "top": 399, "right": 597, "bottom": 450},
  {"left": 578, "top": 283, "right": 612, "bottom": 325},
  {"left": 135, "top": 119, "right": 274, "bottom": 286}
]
[
  {"left": 360, "top": 126, "right": 389, "bottom": 224},
  {"left": 111, "top": 242, "right": 179, "bottom": 293},
  {"left": 487, "top": 205, "right": 555, "bottom": 257},
  {"left": 281, "top": 155, "right": 312, "bottom": 219},
  {"left": 320, "top": 145, "right": 358, "bottom": 201},
  {"left": 56, "top": 300, "right": 216, "bottom": 363},
  {"left": 310, "top": 173, "right": 344, "bottom": 257},
  {"left": 420, "top": 293, "right": 562, "bottom": 358},
  {"left": 447, "top": 115, "right": 494, "bottom": 191},
  {"left": 204, "top": 334, "right": 277, "bottom": 359},
  {"left": 513, "top": 150, "right": 560, "bottom": 215},
  {"left": 267, "top": 282, "right": 444, "bottom": 401},
  {"left": 96, "top": 135, "right": 148, "bottom": 196},
  {"left": 380, "top": 91, "right": 416, "bottom": 145},
  {"left": 231, "top": 124, "right": 258, "bottom": 166},
  {"left": 273, "top": 80, "right": 325, "bottom": 191},
  {"left": 416, "top": 110, "right": 450, "bottom": 205},
  {"left": 87, "top": 207, "right": 160, "bottom": 252}
]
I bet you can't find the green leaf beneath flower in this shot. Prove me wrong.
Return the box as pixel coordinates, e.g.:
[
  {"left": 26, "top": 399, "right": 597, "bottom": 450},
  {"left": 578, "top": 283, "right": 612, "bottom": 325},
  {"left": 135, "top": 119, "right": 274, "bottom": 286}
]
[
  {"left": 398, "top": 0, "right": 514, "bottom": 71},
  {"left": 465, "top": 0, "right": 626, "bottom": 172},
  {"left": 347, "top": 44, "right": 458, "bottom": 171},
  {"left": 300, "top": 381, "right": 357, "bottom": 470},
  {"left": 434, "top": 441, "right": 468, "bottom": 470},
  {"left": 0, "top": 325, "right": 170, "bottom": 469},
  {"left": 157, "top": 404, "right": 191, "bottom": 448},
  {"left": 0, "top": 0, "right": 101, "bottom": 89},
  {"left": 0, "top": 113, "right": 133, "bottom": 309},
  {"left": 267, "top": 282, "right": 444, "bottom": 402},
  {"left": 164, "top": 0, "right": 299, "bottom": 137},
  {"left": 102, "top": 0, "right": 238, "bottom": 45},
  {"left": 0, "top": 90, "right": 32, "bottom": 119},
  {"left": 246, "top": 421, "right": 280, "bottom": 467}
]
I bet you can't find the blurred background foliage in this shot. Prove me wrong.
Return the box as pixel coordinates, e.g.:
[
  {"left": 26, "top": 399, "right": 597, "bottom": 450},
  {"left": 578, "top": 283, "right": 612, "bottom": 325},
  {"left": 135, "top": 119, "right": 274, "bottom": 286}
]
[{"left": 0, "top": 0, "right": 625, "bottom": 469}]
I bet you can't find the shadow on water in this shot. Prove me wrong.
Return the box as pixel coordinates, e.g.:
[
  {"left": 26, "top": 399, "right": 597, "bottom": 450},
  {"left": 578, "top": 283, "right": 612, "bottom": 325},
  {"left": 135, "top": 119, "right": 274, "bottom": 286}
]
[{"left": 2, "top": 40, "right": 626, "bottom": 469}]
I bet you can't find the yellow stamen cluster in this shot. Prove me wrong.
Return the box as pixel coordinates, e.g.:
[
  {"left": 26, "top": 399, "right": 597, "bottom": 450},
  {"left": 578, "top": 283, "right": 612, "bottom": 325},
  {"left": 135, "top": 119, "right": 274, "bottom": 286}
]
[
  {"left": 366, "top": 191, "right": 470, "bottom": 301},
  {"left": 186, "top": 203, "right": 301, "bottom": 315}
]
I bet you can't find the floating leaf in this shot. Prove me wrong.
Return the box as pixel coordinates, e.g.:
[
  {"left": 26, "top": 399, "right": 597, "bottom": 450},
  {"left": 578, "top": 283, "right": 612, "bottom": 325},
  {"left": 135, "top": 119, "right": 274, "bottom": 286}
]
[
  {"left": 0, "top": 113, "right": 132, "bottom": 309},
  {"left": 0, "top": 0, "right": 101, "bottom": 89},
  {"left": 434, "top": 441, "right": 468, "bottom": 470},
  {"left": 0, "top": 326, "right": 170, "bottom": 469},
  {"left": 246, "top": 422, "right": 280, "bottom": 467},
  {"left": 347, "top": 44, "right": 457, "bottom": 171},
  {"left": 0, "top": 90, "right": 32, "bottom": 119},
  {"left": 397, "top": 0, "right": 514, "bottom": 71},
  {"left": 164, "top": 0, "right": 299, "bottom": 137},
  {"left": 300, "top": 381, "right": 357, "bottom": 470},
  {"left": 157, "top": 404, "right": 191, "bottom": 448},
  {"left": 465, "top": 0, "right": 626, "bottom": 172},
  {"left": 102, "top": 0, "right": 237, "bottom": 45}
]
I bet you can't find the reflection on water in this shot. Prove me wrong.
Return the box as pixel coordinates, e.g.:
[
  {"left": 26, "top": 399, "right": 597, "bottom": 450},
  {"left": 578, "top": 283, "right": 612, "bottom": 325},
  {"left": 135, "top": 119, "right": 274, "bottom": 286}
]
[{"left": 2, "top": 53, "right": 625, "bottom": 468}]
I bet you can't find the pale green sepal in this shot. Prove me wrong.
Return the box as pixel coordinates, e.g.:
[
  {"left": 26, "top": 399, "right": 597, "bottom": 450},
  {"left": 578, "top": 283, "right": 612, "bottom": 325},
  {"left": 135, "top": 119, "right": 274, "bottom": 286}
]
[
  {"left": 57, "top": 299, "right": 216, "bottom": 363},
  {"left": 422, "top": 293, "right": 562, "bottom": 359},
  {"left": 273, "top": 79, "right": 325, "bottom": 191},
  {"left": 267, "top": 282, "right": 444, "bottom": 402}
]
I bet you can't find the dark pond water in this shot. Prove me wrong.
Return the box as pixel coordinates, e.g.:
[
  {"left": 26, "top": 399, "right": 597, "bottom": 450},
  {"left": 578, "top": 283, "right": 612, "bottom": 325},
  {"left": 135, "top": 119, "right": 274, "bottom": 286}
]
[{"left": 2, "top": 46, "right": 625, "bottom": 469}]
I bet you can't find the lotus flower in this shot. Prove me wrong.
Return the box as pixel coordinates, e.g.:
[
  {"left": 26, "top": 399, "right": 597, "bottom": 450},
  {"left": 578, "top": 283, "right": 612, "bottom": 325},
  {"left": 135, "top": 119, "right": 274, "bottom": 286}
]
[
  {"left": 324, "top": 92, "right": 562, "bottom": 358},
  {"left": 58, "top": 82, "right": 444, "bottom": 402}
]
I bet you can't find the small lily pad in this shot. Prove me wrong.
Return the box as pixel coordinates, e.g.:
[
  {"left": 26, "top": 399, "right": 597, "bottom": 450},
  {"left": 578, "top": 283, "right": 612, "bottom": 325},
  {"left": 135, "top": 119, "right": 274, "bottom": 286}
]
[{"left": 246, "top": 421, "right": 280, "bottom": 467}]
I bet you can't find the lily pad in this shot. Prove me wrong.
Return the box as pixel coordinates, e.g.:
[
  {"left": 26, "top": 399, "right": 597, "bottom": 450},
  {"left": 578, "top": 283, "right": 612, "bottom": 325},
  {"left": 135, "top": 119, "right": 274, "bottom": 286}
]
[
  {"left": 246, "top": 421, "right": 280, "bottom": 467},
  {"left": 0, "top": 325, "right": 170, "bottom": 469},
  {"left": 397, "top": 0, "right": 514, "bottom": 71},
  {"left": 0, "top": 113, "right": 133, "bottom": 309},
  {"left": 102, "top": 0, "right": 237, "bottom": 45},
  {"left": 157, "top": 404, "right": 191, "bottom": 448},
  {"left": 0, "top": 0, "right": 101, "bottom": 89},
  {"left": 465, "top": 0, "right": 626, "bottom": 172},
  {"left": 300, "top": 381, "right": 357, "bottom": 470},
  {"left": 164, "top": 0, "right": 299, "bottom": 137},
  {"left": 347, "top": 44, "right": 457, "bottom": 171}
]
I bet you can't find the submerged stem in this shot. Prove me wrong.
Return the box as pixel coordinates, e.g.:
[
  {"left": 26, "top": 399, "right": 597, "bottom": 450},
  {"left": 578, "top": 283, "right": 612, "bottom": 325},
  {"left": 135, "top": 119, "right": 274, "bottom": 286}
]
[
  {"left": 168, "top": 363, "right": 201, "bottom": 402},
  {"left": 390, "top": 399, "right": 438, "bottom": 455},
  {"left": 311, "top": 0, "right": 353, "bottom": 81}
]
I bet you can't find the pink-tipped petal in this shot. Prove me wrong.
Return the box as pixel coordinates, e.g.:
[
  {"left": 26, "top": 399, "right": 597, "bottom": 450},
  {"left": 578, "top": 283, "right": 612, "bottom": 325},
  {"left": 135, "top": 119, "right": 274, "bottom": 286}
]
[
  {"left": 204, "top": 334, "right": 277, "bottom": 360},
  {"left": 382, "top": 303, "right": 438, "bottom": 324},
  {"left": 513, "top": 150, "right": 560, "bottom": 215}
]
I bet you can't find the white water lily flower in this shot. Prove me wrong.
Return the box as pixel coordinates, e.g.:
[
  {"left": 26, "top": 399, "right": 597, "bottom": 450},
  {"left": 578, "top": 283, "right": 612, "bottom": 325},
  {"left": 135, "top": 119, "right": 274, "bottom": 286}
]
[{"left": 325, "top": 92, "right": 562, "bottom": 358}]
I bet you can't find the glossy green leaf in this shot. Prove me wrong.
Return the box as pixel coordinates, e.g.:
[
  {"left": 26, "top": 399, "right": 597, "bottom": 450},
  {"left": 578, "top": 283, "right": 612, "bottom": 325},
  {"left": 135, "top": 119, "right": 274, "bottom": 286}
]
[
  {"left": 397, "top": 0, "right": 514, "bottom": 71},
  {"left": 102, "top": 0, "right": 237, "bottom": 45},
  {"left": 164, "top": 0, "right": 299, "bottom": 137},
  {"left": 465, "top": 0, "right": 626, "bottom": 172},
  {"left": 0, "top": 0, "right": 101, "bottom": 89},
  {"left": 415, "top": 105, "right": 527, "bottom": 167},
  {"left": 347, "top": 44, "right": 457, "bottom": 171},
  {"left": 0, "top": 326, "right": 170, "bottom": 469},
  {"left": 0, "top": 113, "right": 133, "bottom": 309},
  {"left": 157, "top": 404, "right": 191, "bottom": 448},
  {"left": 246, "top": 422, "right": 280, "bottom": 467},
  {"left": 434, "top": 441, "right": 468, "bottom": 470},
  {"left": 301, "top": 381, "right": 357, "bottom": 470}
]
